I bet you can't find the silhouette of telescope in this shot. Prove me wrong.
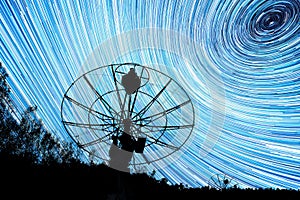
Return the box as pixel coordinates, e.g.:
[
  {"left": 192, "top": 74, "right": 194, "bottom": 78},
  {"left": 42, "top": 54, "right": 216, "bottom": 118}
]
[{"left": 60, "top": 63, "right": 195, "bottom": 173}]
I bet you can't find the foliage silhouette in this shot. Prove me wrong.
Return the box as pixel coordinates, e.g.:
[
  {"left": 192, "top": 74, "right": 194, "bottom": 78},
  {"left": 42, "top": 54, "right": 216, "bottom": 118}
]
[{"left": 1, "top": 62, "right": 299, "bottom": 199}]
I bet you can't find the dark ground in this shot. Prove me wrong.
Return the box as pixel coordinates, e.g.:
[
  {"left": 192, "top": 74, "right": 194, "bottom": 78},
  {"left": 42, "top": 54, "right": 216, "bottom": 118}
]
[{"left": 1, "top": 154, "right": 299, "bottom": 200}]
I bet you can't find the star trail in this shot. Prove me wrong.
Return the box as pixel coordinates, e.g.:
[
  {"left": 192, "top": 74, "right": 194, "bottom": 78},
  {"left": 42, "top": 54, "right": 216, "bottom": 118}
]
[{"left": 1, "top": 0, "right": 299, "bottom": 189}]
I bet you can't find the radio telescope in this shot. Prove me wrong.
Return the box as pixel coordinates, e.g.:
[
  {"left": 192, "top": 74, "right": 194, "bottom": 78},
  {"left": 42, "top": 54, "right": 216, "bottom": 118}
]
[
  {"left": 61, "top": 63, "right": 195, "bottom": 173},
  {"left": 208, "top": 173, "right": 239, "bottom": 190}
]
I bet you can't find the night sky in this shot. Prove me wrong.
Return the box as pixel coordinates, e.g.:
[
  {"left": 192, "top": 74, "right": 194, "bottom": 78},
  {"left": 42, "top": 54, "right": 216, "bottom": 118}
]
[{"left": 1, "top": 0, "right": 299, "bottom": 189}]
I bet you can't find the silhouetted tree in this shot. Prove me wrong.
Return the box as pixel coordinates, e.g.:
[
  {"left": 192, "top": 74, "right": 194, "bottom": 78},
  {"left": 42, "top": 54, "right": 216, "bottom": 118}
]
[
  {"left": 0, "top": 62, "right": 82, "bottom": 165},
  {"left": 1, "top": 63, "right": 299, "bottom": 198},
  {"left": 0, "top": 62, "right": 10, "bottom": 106},
  {"left": 0, "top": 62, "right": 18, "bottom": 154}
]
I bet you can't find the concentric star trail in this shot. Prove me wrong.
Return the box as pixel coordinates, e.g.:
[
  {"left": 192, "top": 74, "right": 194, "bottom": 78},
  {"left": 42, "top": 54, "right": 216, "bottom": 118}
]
[{"left": 1, "top": 0, "right": 299, "bottom": 189}]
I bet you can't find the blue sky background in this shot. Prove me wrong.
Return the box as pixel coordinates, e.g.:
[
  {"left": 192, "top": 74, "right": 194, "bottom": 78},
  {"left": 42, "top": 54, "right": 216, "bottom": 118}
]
[{"left": 1, "top": 0, "right": 300, "bottom": 189}]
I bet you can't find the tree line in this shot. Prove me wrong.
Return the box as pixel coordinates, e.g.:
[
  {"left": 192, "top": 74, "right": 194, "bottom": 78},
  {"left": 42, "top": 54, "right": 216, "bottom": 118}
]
[
  {"left": 1, "top": 62, "right": 298, "bottom": 199},
  {"left": 0, "top": 62, "right": 81, "bottom": 166}
]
